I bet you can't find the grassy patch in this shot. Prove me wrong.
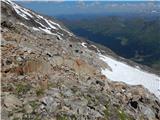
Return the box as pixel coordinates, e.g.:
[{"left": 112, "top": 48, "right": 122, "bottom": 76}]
[
  {"left": 104, "top": 102, "right": 110, "bottom": 120},
  {"left": 117, "top": 109, "right": 131, "bottom": 120},
  {"left": 15, "top": 83, "right": 30, "bottom": 95},
  {"left": 48, "top": 82, "right": 56, "bottom": 88},
  {"left": 36, "top": 87, "right": 45, "bottom": 96},
  {"left": 57, "top": 115, "right": 68, "bottom": 120},
  {"left": 13, "top": 118, "right": 21, "bottom": 120},
  {"left": 29, "top": 100, "right": 39, "bottom": 111}
]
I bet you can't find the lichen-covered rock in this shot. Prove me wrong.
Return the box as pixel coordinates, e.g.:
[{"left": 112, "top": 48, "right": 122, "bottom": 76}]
[{"left": 4, "top": 95, "right": 22, "bottom": 110}]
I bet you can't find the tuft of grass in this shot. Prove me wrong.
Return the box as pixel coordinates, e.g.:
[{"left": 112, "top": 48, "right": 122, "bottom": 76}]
[
  {"left": 48, "top": 82, "right": 56, "bottom": 88},
  {"left": 57, "top": 115, "right": 68, "bottom": 120},
  {"left": 36, "top": 87, "right": 45, "bottom": 96},
  {"left": 104, "top": 102, "right": 110, "bottom": 120},
  {"left": 15, "top": 83, "right": 30, "bottom": 95},
  {"left": 117, "top": 109, "right": 131, "bottom": 120},
  {"left": 29, "top": 100, "right": 39, "bottom": 111},
  {"left": 13, "top": 118, "right": 20, "bottom": 120},
  {"left": 70, "top": 115, "right": 77, "bottom": 120},
  {"left": 36, "top": 81, "right": 55, "bottom": 96},
  {"left": 104, "top": 108, "right": 109, "bottom": 120}
]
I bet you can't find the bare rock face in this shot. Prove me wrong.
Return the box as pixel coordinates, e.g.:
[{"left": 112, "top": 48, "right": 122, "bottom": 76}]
[
  {"left": 1, "top": 0, "right": 160, "bottom": 120},
  {"left": 73, "top": 59, "right": 97, "bottom": 76},
  {"left": 20, "top": 59, "right": 51, "bottom": 74}
]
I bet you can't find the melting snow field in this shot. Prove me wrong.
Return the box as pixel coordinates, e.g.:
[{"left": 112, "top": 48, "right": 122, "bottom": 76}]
[{"left": 99, "top": 54, "right": 160, "bottom": 99}]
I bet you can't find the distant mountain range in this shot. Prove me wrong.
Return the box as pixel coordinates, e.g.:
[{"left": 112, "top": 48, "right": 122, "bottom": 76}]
[
  {"left": 59, "top": 15, "right": 160, "bottom": 71},
  {"left": 17, "top": 1, "right": 160, "bottom": 16}
]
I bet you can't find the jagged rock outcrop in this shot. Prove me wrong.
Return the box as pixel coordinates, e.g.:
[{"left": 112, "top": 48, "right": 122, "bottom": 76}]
[{"left": 1, "top": 0, "right": 160, "bottom": 120}]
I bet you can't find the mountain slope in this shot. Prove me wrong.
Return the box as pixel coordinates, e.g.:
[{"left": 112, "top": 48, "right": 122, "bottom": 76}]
[{"left": 1, "top": 0, "right": 160, "bottom": 120}]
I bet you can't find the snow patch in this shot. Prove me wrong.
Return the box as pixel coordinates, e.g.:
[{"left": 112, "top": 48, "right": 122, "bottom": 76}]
[
  {"left": 49, "top": 20, "right": 73, "bottom": 36},
  {"left": 18, "top": 23, "right": 28, "bottom": 28},
  {"left": 38, "top": 27, "right": 62, "bottom": 40},
  {"left": 44, "top": 19, "right": 57, "bottom": 30},
  {"left": 32, "top": 27, "right": 40, "bottom": 31},
  {"left": 33, "top": 13, "right": 72, "bottom": 36},
  {"left": 81, "top": 42, "right": 87, "bottom": 48},
  {"left": 3, "top": 0, "right": 33, "bottom": 20},
  {"left": 135, "top": 66, "right": 141, "bottom": 69},
  {"left": 99, "top": 54, "right": 160, "bottom": 99},
  {"left": 35, "top": 20, "right": 46, "bottom": 28},
  {"left": 39, "top": 27, "right": 53, "bottom": 34},
  {"left": 90, "top": 45, "right": 101, "bottom": 53}
]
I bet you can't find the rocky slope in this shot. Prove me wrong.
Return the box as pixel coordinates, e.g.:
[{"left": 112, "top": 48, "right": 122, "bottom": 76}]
[{"left": 1, "top": 0, "right": 160, "bottom": 120}]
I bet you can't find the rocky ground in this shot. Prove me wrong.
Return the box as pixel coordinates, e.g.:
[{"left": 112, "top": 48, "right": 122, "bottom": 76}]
[{"left": 1, "top": 1, "right": 160, "bottom": 120}]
